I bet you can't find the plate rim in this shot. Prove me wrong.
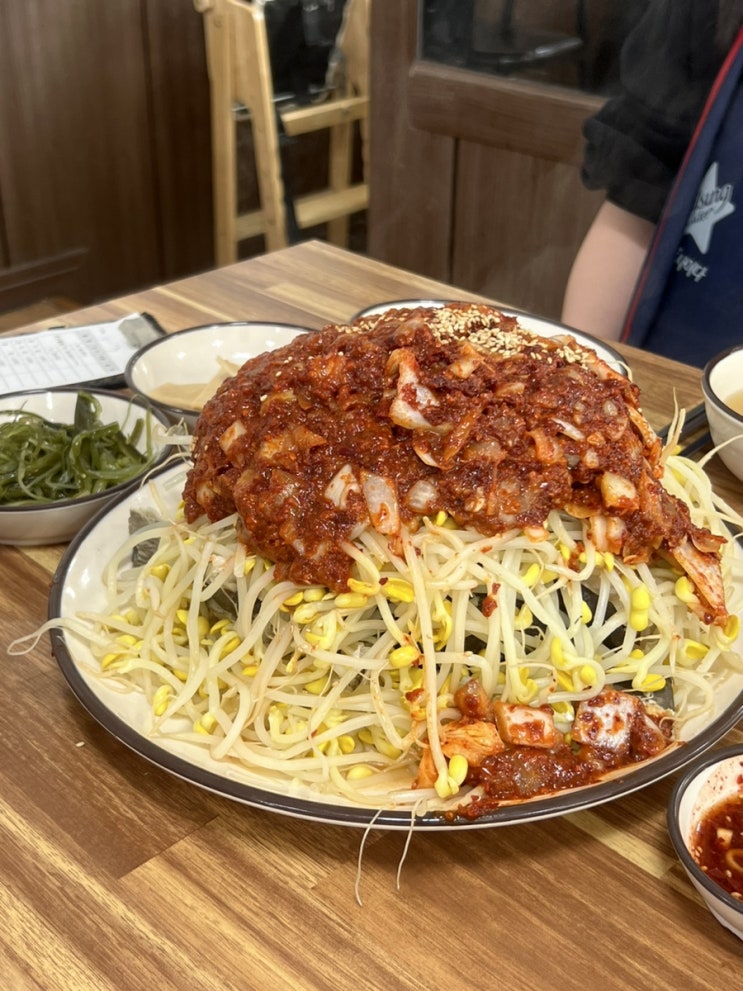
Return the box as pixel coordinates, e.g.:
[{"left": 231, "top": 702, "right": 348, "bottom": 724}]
[{"left": 47, "top": 463, "right": 743, "bottom": 829}]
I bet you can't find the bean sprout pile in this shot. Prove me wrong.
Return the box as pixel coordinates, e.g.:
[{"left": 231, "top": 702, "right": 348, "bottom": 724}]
[{"left": 31, "top": 450, "right": 743, "bottom": 816}]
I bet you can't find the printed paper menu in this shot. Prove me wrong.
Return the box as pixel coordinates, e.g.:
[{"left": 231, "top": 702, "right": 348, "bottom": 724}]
[{"left": 0, "top": 314, "right": 164, "bottom": 395}]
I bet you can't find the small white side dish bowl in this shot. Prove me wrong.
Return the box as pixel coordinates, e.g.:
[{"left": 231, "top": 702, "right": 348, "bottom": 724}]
[
  {"left": 0, "top": 387, "right": 172, "bottom": 546},
  {"left": 702, "top": 345, "right": 743, "bottom": 481},
  {"left": 667, "top": 745, "right": 743, "bottom": 941},
  {"left": 125, "top": 321, "right": 308, "bottom": 430}
]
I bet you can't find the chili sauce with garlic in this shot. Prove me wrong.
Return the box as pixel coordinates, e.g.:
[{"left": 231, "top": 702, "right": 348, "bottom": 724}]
[{"left": 692, "top": 794, "right": 743, "bottom": 899}]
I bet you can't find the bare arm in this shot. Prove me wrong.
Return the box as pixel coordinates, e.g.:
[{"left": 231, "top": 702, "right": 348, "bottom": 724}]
[{"left": 561, "top": 201, "right": 656, "bottom": 341}]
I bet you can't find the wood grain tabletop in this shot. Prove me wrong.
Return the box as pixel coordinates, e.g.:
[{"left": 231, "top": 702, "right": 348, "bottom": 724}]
[{"left": 1, "top": 241, "right": 741, "bottom": 990}]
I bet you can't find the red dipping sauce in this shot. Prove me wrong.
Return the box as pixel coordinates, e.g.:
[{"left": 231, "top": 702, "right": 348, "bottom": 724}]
[{"left": 691, "top": 793, "right": 743, "bottom": 899}]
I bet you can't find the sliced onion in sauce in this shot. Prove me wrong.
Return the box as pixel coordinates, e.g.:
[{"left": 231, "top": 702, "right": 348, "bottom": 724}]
[
  {"left": 360, "top": 471, "right": 400, "bottom": 535},
  {"left": 406, "top": 478, "right": 439, "bottom": 512}
]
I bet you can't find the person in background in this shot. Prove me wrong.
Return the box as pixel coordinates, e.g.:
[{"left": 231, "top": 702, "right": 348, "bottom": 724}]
[{"left": 561, "top": 0, "right": 743, "bottom": 367}]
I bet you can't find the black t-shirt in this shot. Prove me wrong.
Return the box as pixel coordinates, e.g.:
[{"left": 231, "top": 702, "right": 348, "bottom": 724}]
[{"left": 581, "top": 0, "right": 727, "bottom": 222}]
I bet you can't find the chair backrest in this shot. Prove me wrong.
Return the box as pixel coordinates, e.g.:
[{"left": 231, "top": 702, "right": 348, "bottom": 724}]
[{"left": 196, "top": 0, "right": 370, "bottom": 264}]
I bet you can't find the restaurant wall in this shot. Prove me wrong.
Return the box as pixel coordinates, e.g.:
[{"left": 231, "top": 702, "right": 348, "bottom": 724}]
[
  {"left": 0, "top": 0, "right": 364, "bottom": 317},
  {"left": 0, "top": 0, "right": 214, "bottom": 314}
]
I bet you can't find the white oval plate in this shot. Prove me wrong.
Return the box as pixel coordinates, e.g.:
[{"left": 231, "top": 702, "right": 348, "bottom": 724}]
[{"left": 48, "top": 463, "right": 743, "bottom": 829}]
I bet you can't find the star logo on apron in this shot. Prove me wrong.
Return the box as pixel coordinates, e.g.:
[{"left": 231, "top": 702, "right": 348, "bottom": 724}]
[{"left": 684, "top": 162, "right": 736, "bottom": 254}]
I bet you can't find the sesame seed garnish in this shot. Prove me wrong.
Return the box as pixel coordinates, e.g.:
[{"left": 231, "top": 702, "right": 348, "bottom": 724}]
[{"left": 337, "top": 303, "right": 596, "bottom": 369}]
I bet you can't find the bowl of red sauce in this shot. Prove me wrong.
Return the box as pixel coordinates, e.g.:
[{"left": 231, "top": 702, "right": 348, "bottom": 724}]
[{"left": 667, "top": 745, "right": 743, "bottom": 940}]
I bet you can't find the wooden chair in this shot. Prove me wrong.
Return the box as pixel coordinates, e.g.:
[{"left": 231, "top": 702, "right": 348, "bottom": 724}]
[{"left": 195, "top": 0, "right": 370, "bottom": 265}]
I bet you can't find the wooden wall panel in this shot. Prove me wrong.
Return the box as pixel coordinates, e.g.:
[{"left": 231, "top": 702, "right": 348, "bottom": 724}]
[
  {"left": 0, "top": 0, "right": 213, "bottom": 312},
  {"left": 144, "top": 1, "right": 213, "bottom": 281},
  {"left": 367, "top": 0, "right": 454, "bottom": 281},
  {"left": 451, "top": 141, "right": 603, "bottom": 318},
  {"left": 0, "top": 1, "right": 158, "bottom": 299},
  {"left": 407, "top": 60, "right": 602, "bottom": 166},
  {"left": 368, "top": 0, "right": 610, "bottom": 319}
]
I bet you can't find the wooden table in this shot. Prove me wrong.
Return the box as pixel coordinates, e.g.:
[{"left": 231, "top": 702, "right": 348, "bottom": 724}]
[{"left": 2, "top": 242, "right": 741, "bottom": 989}]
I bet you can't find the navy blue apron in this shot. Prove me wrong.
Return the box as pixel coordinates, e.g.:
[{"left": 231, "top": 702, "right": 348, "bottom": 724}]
[{"left": 622, "top": 26, "right": 743, "bottom": 368}]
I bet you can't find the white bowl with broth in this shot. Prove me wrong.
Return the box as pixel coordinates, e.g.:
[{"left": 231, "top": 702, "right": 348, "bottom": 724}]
[
  {"left": 702, "top": 345, "right": 743, "bottom": 481},
  {"left": 125, "top": 322, "right": 309, "bottom": 430}
]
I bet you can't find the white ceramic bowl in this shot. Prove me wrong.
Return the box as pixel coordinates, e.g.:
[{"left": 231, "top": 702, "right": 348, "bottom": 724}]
[
  {"left": 125, "top": 321, "right": 308, "bottom": 429},
  {"left": 0, "top": 388, "right": 173, "bottom": 546},
  {"left": 702, "top": 345, "right": 743, "bottom": 481},
  {"left": 667, "top": 745, "right": 743, "bottom": 941},
  {"left": 351, "top": 299, "right": 627, "bottom": 375}
]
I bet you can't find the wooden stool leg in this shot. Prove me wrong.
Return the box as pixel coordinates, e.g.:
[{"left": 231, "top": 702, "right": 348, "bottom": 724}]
[
  {"left": 230, "top": 0, "right": 288, "bottom": 252},
  {"left": 326, "top": 0, "right": 370, "bottom": 248},
  {"left": 327, "top": 120, "right": 353, "bottom": 247},
  {"left": 199, "top": 0, "right": 239, "bottom": 266}
]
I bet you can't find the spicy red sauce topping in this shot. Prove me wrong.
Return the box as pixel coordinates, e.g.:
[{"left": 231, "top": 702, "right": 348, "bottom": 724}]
[
  {"left": 182, "top": 304, "right": 725, "bottom": 623},
  {"left": 692, "top": 792, "right": 743, "bottom": 899}
]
